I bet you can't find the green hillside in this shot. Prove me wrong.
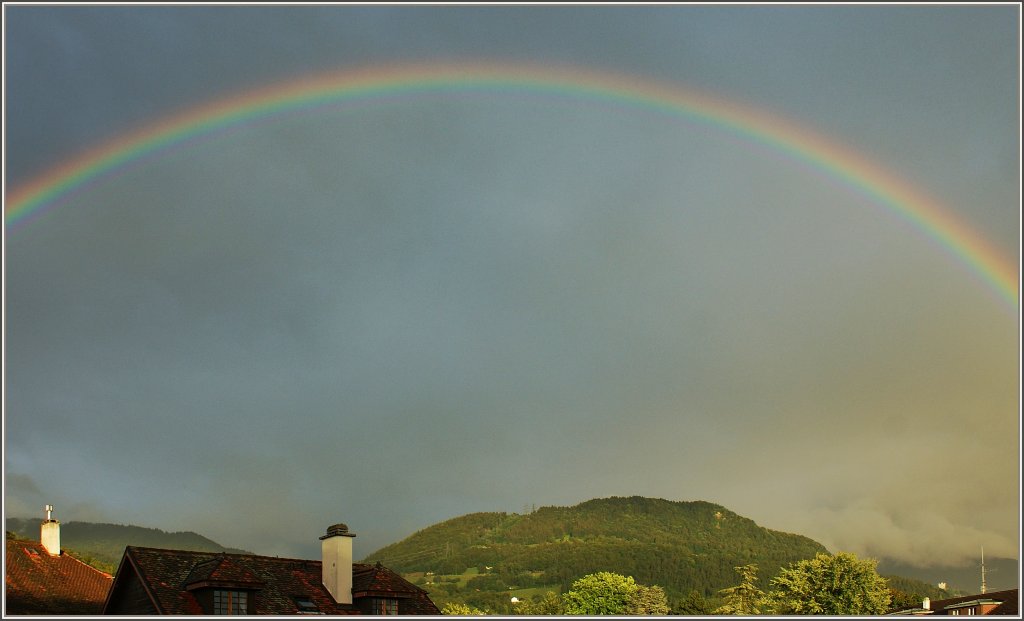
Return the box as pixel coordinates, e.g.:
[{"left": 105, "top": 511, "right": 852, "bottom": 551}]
[
  {"left": 362, "top": 496, "right": 830, "bottom": 611},
  {"left": 884, "top": 573, "right": 966, "bottom": 608},
  {"left": 5, "top": 518, "right": 250, "bottom": 573}
]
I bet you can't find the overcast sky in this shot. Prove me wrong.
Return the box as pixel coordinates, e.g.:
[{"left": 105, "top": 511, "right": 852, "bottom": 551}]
[{"left": 4, "top": 5, "right": 1019, "bottom": 568}]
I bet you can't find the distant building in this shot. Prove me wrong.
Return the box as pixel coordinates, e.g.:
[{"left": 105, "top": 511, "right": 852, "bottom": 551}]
[
  {"left": 4, "top": 506, "right": 114, "bottom": 615},
  {"left": 888, "top": 589, "right": 1019, "bottom": 616},
  {"left": 102, "top": 522, "right": 440, "bottom": 615}
]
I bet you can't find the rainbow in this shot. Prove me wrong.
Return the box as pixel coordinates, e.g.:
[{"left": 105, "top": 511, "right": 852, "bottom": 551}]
[{"left": 4, "top": 62, "right": 1018, "bottom": 310}]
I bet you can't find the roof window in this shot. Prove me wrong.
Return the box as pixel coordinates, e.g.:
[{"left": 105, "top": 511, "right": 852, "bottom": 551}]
[{"left": 295, "top": 598, "right": 322, "bottom": 614}]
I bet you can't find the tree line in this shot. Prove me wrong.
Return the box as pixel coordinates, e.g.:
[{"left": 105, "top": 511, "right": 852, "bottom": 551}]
[{"left": 440, "top": 551, "right": 937, "bottom": 615}]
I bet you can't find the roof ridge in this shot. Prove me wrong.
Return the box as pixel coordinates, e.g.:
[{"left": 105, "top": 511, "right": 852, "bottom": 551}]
[
  {"left": 930, "top": 588, "right": 1019, "bottom": 605},
  {"left": 125, "top": 545, "right": 212, "bottom": 555},
  {"left": 128, "top": 545, "right": 323, "bottom": 564},
  {"left": 129, "top": 545, "right": 327, "bottom": 569}
]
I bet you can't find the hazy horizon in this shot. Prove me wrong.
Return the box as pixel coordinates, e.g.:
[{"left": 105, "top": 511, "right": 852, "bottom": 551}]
[
  {"left": 4, "top": 5, "right": 1019, "bottom": 569},
  {"left": 3, "top": 495, "right": 1019, "bottom": 594}
]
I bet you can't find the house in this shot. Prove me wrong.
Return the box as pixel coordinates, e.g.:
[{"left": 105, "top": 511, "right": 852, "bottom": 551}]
[
  {"left": 888, "top": 589, "right": 1019, "bottom": 616},
  {"left": 4, "top": 507, "right": 114, "bottom": 615},
  {"left": 102, "top": 522, "right": 440, "bottom": 615}
]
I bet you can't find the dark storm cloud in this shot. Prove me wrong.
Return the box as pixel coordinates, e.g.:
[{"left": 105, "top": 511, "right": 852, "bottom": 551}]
[{"left": 4, "top": 5, "right": 1018, "bottom": 565}]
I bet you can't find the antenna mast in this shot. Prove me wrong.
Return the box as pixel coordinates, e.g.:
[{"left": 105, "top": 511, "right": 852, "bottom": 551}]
[{"left": 980, "top": 546, "right": 987, "bottom": 594}]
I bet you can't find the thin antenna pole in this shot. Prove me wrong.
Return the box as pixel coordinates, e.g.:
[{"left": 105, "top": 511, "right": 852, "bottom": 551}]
[{"left": 981, "top": 546, "right": 987, "bottom": 594}]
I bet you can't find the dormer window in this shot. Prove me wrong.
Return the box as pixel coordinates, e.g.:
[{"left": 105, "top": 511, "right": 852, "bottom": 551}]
[
  {"left": 371, "top": 597, "right": 399, "bottom": 615},
  {"left": 213, "top": 590, "right": 248, "bottom": 615},
  {"left": 183, "top": 555, "right": 263, "bottom": 615}
]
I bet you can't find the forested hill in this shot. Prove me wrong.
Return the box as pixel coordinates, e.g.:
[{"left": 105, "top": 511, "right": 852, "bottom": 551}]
[
  {"left": 5, "top": 518, "right": 250, "bottom": 573},
  {"left": 361, "top": 496, "right": 828, "bottom": 600}
]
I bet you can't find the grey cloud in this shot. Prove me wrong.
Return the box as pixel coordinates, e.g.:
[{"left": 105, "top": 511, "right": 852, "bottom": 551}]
[{"left": 5, "top": 5, "right": 1018, "bottom": 566}]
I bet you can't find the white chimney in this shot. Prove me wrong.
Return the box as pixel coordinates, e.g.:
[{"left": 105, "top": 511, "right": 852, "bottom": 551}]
[
  {"left": 923, "top": 597, "right": 931, "bottom": 611},
  {"left": 40, "top": 504, "right": 60, "bottom": 556},
  {"left": 320, "top": 523, "right": 356, "bottom": 605}
]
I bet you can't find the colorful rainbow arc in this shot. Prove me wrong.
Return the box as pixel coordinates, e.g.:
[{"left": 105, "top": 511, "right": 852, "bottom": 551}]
[{"left": 4, "top": 62, "right": 1018, "bottom": 311}]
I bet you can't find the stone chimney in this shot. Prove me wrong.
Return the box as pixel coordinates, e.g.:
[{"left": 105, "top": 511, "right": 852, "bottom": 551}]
[
  {"left": 320, "top": 523, "right": 356, "bottom": 605},
  {"left": 40, "top": 504, "right": 60, "bottom": 556}
]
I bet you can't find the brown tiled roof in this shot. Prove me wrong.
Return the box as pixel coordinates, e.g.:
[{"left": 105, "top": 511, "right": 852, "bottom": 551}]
[
  {"left": 107, "top": 546, "right": 439, "bottom": 615},
  {"left": 928, "top": 589, "right": 1019, "bottom": 616},
  {"left": 4, "top": 537, "right": 113, "bottom": 615},
  {"left": 353, "top": 561, "right": 421, "bottom": 595},
  {"left": 183, "top": 554, "right": 266, "bottom": 589},
  {"left": 353, "top": 562, "right": 441, "bottom": 615}
]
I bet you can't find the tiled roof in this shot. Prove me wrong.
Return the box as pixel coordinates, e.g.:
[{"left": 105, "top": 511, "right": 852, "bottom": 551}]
[
  {"left": 353, "top": 561, "right": 421, "bottom": 595},
  {"left": 928, "top": 589, "right": 1019, "bottom": 616},
  {"left": 109, "top": 546, "right": 439, "bottom": 615},
  {"left": 353, "top": 562, "right": 441, "bottom": 615},
  {"left": 184, "top": 554, "right": 266, "bottom": 588},
  {"left": 4, "top": 537, "right": 113, "bottom": 615}
]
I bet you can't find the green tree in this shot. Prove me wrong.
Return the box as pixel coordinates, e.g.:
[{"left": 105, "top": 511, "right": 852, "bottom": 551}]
[
  {"left": 714, "top": 564, "right": 766, "bottom": 615},
  {"left": 625, "top": 584, "right": 670, "bottom": 615},
  {"left": 675, "top": 590, "right": 711, "bottom": 616},
  {"left": 563, "top": 572, "right": 670, "bottom": 615},
  {"left": 766, "top": 552, "right": 891, "bottom": 615},
  {"left": 564, "top": 572, "right": 638, "bottom": 615},
  {"left": 888, "top": 588, "right": 926, "bottom": 613},
  {"left": 441, "top": 601, "right": 487, "bottom": 615},
  {"left": 510, "top": 591, "right": 565, "bottom": 615}
]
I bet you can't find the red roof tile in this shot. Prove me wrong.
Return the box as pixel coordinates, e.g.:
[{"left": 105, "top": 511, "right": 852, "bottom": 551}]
[
  {"left": 352, "top": 562, "right": 441, "bottom": 615},
  {"left": 4, "top": 537, "right": 113, "bottom": 615},
  {"left": 353, "top": 562, "right": 421, "bottom": 595},
  {"left": 184, "top": 554, "right": 266, "bottom": 588}
]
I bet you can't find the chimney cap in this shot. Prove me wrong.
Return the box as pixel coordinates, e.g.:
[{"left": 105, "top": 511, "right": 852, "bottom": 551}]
[{"left": 320, "top": 523, "right": 357, "bottom": 540}]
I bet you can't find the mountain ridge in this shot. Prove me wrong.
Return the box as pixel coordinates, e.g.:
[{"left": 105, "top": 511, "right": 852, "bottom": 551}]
[
  {"left": 359, "top": 495, "right": 959, "bottom": 611},
  {"left": 356, "top": 498, "right": 819, "bottom": 606}
]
